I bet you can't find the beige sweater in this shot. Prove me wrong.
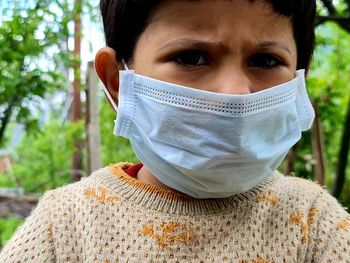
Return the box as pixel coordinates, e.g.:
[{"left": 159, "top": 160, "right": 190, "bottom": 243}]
[{"left": 1, "top": 163, "right": 350, "bottom": 263}]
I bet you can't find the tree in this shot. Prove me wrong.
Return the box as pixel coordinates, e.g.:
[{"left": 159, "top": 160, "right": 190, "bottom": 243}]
[
  {"left": 0, "top": 0, "right": 73, "bottom": 145},
  {"left": 0, "top": 0, "right": 100, "bottom": 146},
  {"left": 316, "top": 0, "right": 350, "bottom": 198}
]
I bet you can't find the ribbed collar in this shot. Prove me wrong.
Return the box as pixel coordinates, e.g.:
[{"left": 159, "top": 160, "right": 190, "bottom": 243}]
[{"left": 96, "top": 163, "right": 282, "bottom": 216}]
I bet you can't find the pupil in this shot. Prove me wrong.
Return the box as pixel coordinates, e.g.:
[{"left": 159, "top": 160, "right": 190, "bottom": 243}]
[
  {"left": 179, "top": 52, "right": 200, "bottom": 65},
  {"left": 266, "top": 58, "right": 275, "bottom": 66}
]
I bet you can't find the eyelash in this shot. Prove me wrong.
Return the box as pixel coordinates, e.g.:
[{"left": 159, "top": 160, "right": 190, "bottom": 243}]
[
  {"left": 248, "top": 54, "right": 284, "bottom": 69},
  {"left": 171, "top": 50, "right": 284, "bottom": 69},
  {"left": 171, "top": 50, "right": 209, "bottom": 68}
]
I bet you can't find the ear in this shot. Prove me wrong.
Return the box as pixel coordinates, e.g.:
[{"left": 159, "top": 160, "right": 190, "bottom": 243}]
[{"left": 95, "top": 47, "right": 122, "bottom": 107}]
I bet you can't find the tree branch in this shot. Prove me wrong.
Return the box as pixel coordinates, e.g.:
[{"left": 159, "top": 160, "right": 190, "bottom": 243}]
[
  {"left": 320, "top": 0, "right": 337, "bottom": 16},
  {"left": 0, "top": 194, "right": 38, "bottom": 203},
  {"left": 346, "top": 0, "right": 350, "bottom": 16},
  {"left": 316, "top": 16, "right": 350, "bottom": 32},
  {"left": 332, "top": 98, "right": 350, "bottom": 198},
  {"left": 0, "top": 98, "right": 16, "bottom": 145}
]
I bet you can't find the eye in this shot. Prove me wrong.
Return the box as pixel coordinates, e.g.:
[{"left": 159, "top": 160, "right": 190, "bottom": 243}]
[
  {"left": 172, "top": 50, "right": 208, "bottom": 67},
  {"left": 248, "top": 54, "right": 284, "bottom": 69}
]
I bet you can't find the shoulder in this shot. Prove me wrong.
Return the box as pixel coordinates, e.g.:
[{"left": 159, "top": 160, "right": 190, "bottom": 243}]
[
  {"left": 37, "top": 166, "right": 118, "bottom": 215},
  {"left": 276, "top": 173, "right": 346, "bottom": 205},
  {"left": 274, "top": 175, "right": 350, "bottom": 260},
  {"left": 274, "top": 173, "right": 335, "bottom": 203},
  {"left": 42, "top": 167, "right": 102, "bottom": 195},
  {"left": 276, "top": 173, "right": 325, "bottom": 193},
  {"left": 273, "top": 172, "right": 349, "bottom": 222}
]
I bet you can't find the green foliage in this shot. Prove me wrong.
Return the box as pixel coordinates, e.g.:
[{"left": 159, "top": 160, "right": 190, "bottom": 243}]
[
  {"left": 298, "top": 22, "right": 350, "bottom": 206},
  {"left": 3, "top": 120, "right": 85, "bottom": 193},
  {"left": 0, "top": 95, "right": 138, "bottom": 194},
  {"left": 0, "top": 0, "right": 100, "bottom": 145},
  {"left": 0, "top": 2, "right": 69, "bottom": 145},
  {"left": 311, "top": 23, "right": 350, "bottom": 173},
  {"left": 293, "top": 132, "right": 314, "bottom": 180},
  {"left": 0, "top": 172, "right": 16, "bottom": 188},
  {"left": 99, "top": 100, "right": 139, "bottom": 165},
  {"left": 0, "top": 217, "right": 23, "bottom": 249}
]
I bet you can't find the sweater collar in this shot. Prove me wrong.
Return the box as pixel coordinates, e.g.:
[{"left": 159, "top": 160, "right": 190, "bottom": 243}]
[{"left": 97, "top": 163, "right": 281, "bottom": 216}]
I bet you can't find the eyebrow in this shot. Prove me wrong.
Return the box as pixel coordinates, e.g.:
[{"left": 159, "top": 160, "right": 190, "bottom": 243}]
[
  {"left": 158, "top": 39, "right": 226, "bottom": 52},
  {"left": 158, "top": 38, "right": 291, "bottom": 54},
  {"left": 258, "top": 42, "right": 291, "bottom": 54}
]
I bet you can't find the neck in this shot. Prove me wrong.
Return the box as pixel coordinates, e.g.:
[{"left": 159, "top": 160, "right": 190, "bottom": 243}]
[{"left": 136, "top": 165, "right": 186, "bottom": 195}]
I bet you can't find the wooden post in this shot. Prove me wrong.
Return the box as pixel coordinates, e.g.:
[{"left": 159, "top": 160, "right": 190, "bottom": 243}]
[
  {"left": 311, "top": 101, "right": 326, "bottom": 186},
  {"left": 86, "top": 61, "right": 102, "bottom": 174},
  {"left": 332, "top": 98, "right": 350, "bottom": 198},
  {"left": 71, "top": 0, "right": 83, "bottom": 181}
]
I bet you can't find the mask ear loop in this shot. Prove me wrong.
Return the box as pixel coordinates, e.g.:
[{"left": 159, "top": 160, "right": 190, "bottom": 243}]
[
  {"left": 100, "top": 59, "right": 129, "bottom": 112},
  {"left": 122, "top": 59, "right": 129, "bottom": 70},
  {"left": 101, "top": 84, "right": 118, "bottom": 112}
]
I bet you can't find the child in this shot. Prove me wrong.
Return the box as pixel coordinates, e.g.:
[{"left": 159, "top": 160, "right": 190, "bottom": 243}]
[{"left": 1, "top": 0, "right": 350, "bottom": 262}]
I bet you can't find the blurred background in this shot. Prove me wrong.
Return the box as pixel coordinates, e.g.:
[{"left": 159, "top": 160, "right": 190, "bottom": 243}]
[{"left": 0, "top": 0, "right": 349, "bottom": 248}]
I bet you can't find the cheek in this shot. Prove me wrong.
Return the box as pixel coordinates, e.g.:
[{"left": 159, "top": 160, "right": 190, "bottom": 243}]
[
  {"left": 155, "top": 65, "right": 213, "bottom": 85},
  {"left": 248, "top": 68, "right": 296, "bottom": 92}
]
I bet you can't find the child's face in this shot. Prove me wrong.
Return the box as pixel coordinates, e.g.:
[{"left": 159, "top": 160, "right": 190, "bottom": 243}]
[{"left": 132, "top": 0, "right": 297, "bottom": 94}]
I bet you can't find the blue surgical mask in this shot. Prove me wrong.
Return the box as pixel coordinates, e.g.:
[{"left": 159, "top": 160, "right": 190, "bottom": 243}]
[{"left": 105, "top": 69, "right": 314, "bottom": 199}]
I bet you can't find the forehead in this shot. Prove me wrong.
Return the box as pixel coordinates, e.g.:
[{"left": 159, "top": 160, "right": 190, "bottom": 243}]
[{"left": 144, "top": 0, "right": 294, "bottom": 47}]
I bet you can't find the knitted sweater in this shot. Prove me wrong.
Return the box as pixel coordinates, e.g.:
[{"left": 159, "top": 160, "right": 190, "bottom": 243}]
[{"left": 1, "top": 163, "right": 350, "bottom": 263}]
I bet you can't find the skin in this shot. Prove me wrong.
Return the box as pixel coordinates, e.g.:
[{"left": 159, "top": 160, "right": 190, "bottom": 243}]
[{"left": 95, "top": 0, "right": 298, "bottom": 194}]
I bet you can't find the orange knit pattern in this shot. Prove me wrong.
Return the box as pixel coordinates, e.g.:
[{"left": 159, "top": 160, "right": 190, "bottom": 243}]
[
  {"left": 141, "top": 221, "right": 197, "bottom": 249},
  {"left": 288, "top": 208, "right": 318, "bottom": 245},
  {"left": 337, "top": 216, "right": 350, "bottom": 231},
  {"left": 84, "top": 187, "right": 121, "bottom": 204},
  {"left": 1, "top": 163, "right": 350, "bottom": 262}
]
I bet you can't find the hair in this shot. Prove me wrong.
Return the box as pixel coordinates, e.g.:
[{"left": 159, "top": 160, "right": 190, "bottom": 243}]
[{"left": 100, "top": 0, "right": 316, "bottom": 70}]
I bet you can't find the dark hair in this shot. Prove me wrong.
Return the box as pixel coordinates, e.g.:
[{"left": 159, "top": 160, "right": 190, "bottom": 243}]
[{"left": 100, "top": 0, "right": 316, "bottom": 69}]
